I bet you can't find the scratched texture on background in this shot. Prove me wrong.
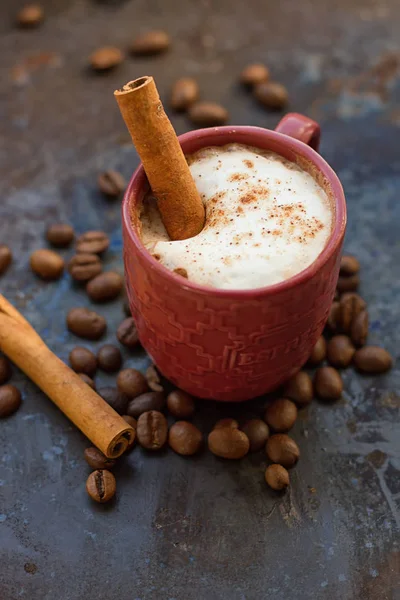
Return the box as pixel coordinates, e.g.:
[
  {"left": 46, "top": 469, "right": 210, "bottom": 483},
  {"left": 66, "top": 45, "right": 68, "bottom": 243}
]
[{"left": 0, "top": 0, "right": 399, "bottom": 599}]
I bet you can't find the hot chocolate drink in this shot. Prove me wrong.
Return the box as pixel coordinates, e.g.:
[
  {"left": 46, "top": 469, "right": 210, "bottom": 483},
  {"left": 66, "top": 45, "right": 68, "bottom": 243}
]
[{"left": 140, "top": 143, "right": 332, "bottom": 290}]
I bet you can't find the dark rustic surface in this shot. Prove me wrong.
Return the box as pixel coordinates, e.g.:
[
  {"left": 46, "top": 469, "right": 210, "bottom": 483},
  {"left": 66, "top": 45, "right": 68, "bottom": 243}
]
[{"left": 0, "top": 1, "right": 399, "bottom": 599}]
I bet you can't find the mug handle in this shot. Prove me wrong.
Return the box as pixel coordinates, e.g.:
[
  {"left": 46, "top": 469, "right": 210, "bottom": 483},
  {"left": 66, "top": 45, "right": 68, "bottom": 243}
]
[{"left": 275, "top": 113, "right": 320, "bottom": 152}]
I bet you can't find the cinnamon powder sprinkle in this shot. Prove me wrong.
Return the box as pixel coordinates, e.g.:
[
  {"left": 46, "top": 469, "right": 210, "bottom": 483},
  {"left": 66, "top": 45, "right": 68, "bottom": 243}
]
[
  {"left": 228, "top": 172, "right": 250, "bottom": 182},
  {"left": 174, "top": 268, "right": 188, "bottom": 278},
  {"left": 243, "top": 159, "right": 254, "bottom": 169},
  {"left": 239, "top": 192, "right": 257, "bottom": 204}
]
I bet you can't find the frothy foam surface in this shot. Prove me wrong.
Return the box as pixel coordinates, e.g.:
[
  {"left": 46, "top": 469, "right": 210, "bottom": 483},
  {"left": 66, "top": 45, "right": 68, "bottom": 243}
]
[{"left": 140, "top": 143, "right": 333, "bottom": 290}]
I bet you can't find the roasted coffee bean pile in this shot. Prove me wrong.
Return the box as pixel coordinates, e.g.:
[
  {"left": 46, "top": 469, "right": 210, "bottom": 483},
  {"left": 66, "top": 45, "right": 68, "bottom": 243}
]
[
  {"left": 23, "top": 221, "right": 127, "bottom": 312},
  {"left": 1, "top": 203, "right": 395, "bottom": 503},
  {"left": 77, "top": 254, "right": 393, "bottom": 500}
]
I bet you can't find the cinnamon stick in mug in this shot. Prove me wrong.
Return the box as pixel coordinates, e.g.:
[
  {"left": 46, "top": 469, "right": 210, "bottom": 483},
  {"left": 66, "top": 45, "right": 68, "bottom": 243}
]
[
  {"left": 114, "top": 76, "right": 205, "bottom": 241},
  {"left": 0, "top": 294, "right": 134, "bottom": 458}
]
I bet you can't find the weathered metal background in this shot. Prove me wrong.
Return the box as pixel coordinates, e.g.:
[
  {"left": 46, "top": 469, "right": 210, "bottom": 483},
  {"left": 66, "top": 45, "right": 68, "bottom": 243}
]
[{"left": 0, "top": 1, "right": 399, "bottom": 598}]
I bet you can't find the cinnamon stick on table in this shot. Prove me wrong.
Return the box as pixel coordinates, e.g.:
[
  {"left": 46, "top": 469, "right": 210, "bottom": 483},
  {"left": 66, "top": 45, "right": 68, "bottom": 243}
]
[
  {"left": 0, "top": 294, "right": 134, "bottom": 458},
  {"left": 114, "top": 76, "right": 205, "bottom": 241}
]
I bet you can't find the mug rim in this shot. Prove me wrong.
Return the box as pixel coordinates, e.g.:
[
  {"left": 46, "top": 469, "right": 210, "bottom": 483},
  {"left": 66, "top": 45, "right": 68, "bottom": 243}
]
[{"left": 122, "top": 125, "right": 346, "bottom": 299}]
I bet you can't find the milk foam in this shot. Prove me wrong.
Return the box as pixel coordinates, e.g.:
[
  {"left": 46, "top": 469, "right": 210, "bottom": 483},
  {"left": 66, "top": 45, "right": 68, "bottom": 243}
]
[{"left": 140, "top": 144, "right": 332, "bottom": 290}]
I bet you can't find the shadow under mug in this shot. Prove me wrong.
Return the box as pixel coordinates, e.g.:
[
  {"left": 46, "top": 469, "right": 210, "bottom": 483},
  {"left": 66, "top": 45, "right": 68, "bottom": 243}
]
[{"left": 122, "top": 113, "right": 346, "bottom": 402}]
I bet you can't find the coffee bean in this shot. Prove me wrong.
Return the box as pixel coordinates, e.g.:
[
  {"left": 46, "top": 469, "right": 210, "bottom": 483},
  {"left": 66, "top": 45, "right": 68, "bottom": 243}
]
[
  {"left": 351, "top": 309, "right": 369, "bottom": 347},
  {"left": 314, "top": 367, "right": 343, "bottom": 400},
  {"left": 90, "top": 46, "right": 124, "bottom": 71},
  {"left": 266, "top": 434, "right": 299, "bottom": 468},
  {"left": 30, "top": 249, "right": 64, "bottom": 280},
  {"left": 98, "top": 387, "right": 129, "bottom": 415},
  {"left": 97, "top": 345, "right": 122, "bottom": 373},
  {"left": 146, "top": 365, "right": 163, "bottom": 392},
  {"left": 67, "top": 307, "right": 107, "bottom": 340},
  {"left": 254, "top": 81, "right": 288, "bottom": 109},
  {"left": 307, "top": 336, "right": 327, "bottom": 366},
  {"left": 265, "top": 464, "right": 290, "bottom": 491},
  {"left": 84, "top": 447, "right": 116, "bottom": 470},
  {"left": 17, "top": 4, "right": 44, "bottom": 28},
  {"left": 168, "top": 421, "right": 202, "bottom": 455},
  {"left": 76, "top": 231, "right": 109, "bottom": 255},
  {"left": 117, "top": 368, "right": 148, "bottom": 398},
  {"left": 117, "top": 317, "right": 139, "bottom": 348},
  {"left": 213, "top": 418, "right": 239, "bottom": 430},
  {"left": 240, "top": 63, "right": 270, "bottom": 87},
  {"left": 170, "top": 78, "right": 199, "bottom": 111},
  {"left": 69, "top": 346, "right": 97, "bottom": 376},
  {"left": 188, "top": 102, "right": 229, "bottom": 126},
  {"left": 127, "top": 392, "right": 165, "bottom": 418},
  {"left": 340, "top": 255, "right": 360, "bottom": 276},
  {"left": 122, "top": 415, "right": 137, "bottom": 449},
  {"left": 208, "top": 427, "right": 249, "bottom": 459},
  {"left": 0, "top": 356, "right": 12, "bottom": 385},
  {"left": 327, "top": 335, "right": 355, "bottom": 368},
  {"left": 0, "top": 385, "right": 22, "bottom": 418},
  {"left": 265, "top": 398, "right": 298, "bottom": 432},
  {"left": 68, "top": 253, "right": 102, "bottom": 282},
  {"left": 86, "top": 271, "right": 123, "bottom": 303},
  {"left": 283, "top": 371, "right": 313, "bottom": 406},
  {"left": 78, "top": 373, "right": 96, "bottom": 390},
  {"left": 130, "top": 30, "right": 170, "bottom": 55},
  {"left": 136, "top": 411, "right": 168, "bottom": 450},
  {"left": 337, "top": 274, "right": 359, "bottom": 293},
  {"left": 241, "top": 419, "right": 269, "bottom": 452},
  {"left": 46, "top": 223, "right": 75, "bottom": 248},
  {"left": 326, "top": 301, "right": 340, "bottom": 333},
  {"left": 98, "top": 170, "right": 126, "bottom": 198},
  {"left": 353, "top": 346, "right": 393, "bottom": 374},
  {"left": 339, "top": 293, "right": 366, "bottom": 333},
  {"left": 166, "top": 390, "right": 195, "bottom": 419},
  {"left": 86, "top": 470, "right": 116, "bottom": 503},
  {"left": 0, "top": 245, "right": 12, "bottom": 276}
]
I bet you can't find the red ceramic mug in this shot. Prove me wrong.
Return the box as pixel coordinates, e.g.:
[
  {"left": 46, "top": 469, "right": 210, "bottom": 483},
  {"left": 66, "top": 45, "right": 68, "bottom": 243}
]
[{"left": 122, "top": 113, "right": 346, "bottom": 402}]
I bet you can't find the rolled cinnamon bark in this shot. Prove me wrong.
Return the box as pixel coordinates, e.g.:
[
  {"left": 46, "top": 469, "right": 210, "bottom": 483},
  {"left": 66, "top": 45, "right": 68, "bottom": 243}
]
[
  {"left": 114, "top": 76, "right": 205, "bottom": 241},
  {"left": 0, "top": 294, "right": 134, "bottom": 458}
]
